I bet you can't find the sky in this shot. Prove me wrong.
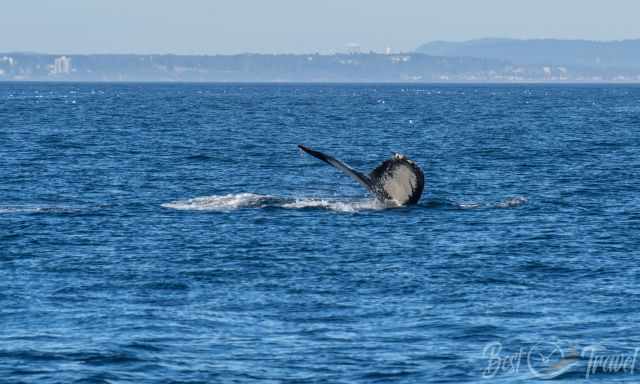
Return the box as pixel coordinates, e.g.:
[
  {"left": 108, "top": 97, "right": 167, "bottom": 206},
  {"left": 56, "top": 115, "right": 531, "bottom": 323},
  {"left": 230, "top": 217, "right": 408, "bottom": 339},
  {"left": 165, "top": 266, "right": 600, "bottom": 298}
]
[{"left": 1, "top": 0, "right": 639, "bottom": 54}]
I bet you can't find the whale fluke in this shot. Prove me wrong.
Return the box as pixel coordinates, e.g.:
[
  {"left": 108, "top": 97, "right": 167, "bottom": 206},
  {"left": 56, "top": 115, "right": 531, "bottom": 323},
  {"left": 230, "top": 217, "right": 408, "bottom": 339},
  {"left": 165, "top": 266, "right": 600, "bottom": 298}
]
[{"left": 298, "top": 145, "right": 424, "bottom": 206}]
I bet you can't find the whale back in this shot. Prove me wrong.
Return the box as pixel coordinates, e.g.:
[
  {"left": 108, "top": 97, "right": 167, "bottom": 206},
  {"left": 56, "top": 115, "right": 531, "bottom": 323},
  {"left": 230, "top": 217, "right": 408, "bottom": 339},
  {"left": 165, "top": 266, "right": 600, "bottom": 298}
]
[{"left": 369, "top": 156, "right": 424, "bottom": 205}]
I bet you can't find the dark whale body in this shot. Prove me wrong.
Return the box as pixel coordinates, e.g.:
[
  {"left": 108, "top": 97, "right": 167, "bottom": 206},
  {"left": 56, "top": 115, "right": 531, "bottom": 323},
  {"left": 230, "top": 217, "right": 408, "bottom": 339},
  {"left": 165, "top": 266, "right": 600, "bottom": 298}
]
[{"left": 298, "top": 145, "right": 425, "bottom": 206}]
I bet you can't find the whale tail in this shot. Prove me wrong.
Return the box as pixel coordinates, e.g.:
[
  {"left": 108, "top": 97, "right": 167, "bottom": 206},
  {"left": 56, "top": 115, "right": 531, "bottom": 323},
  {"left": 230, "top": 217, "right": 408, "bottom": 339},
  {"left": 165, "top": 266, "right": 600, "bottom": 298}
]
[{"left": 298, "top": 144, "right": 424, "bottom": 205}]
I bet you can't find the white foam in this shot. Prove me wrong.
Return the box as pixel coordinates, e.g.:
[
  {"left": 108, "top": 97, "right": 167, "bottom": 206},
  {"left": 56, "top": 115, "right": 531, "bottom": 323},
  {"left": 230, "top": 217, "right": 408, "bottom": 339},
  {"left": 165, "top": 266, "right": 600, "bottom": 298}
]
[
  {"left": 162, "top": 193, "right": 529, "bottom": 213},
  {"left": 281, "top": 198, "right": 387, "bottom": 212},
  {"left": 161, "top": 193, "right": 272, "bottom": 211},
  {"left": 458, "top": 203, "right": 483, "bottom": 209},
  {"left": 161, "top": 193, "right": 387, "bottom": 213},
  {"left": 456, "top": 196, "right": 528, "bottom": 209},
  {"left": 0, "top": 206, "right": 78, "bottom": 214},
  {"left": 495, "top": 196, "right": 528, "bottom": 208}
]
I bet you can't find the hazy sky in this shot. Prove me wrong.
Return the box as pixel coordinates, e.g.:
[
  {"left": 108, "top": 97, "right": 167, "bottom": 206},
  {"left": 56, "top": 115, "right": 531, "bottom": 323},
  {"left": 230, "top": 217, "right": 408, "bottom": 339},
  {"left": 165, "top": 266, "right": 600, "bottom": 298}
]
[{"left": 2, "top": 0, "right": 639, "bottom": 54}]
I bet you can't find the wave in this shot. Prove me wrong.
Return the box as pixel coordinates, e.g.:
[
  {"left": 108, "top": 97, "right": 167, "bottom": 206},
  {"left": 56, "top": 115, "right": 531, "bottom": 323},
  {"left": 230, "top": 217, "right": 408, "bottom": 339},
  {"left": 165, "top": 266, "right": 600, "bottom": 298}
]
[{"left": 161, "top": 193, "right": 527, "bottom": 213}]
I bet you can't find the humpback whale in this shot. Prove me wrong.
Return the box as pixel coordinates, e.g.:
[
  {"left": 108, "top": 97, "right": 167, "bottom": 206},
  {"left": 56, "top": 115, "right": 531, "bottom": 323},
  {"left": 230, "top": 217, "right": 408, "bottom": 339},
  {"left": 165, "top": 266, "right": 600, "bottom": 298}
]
[{"left": 298, "top": 145, "right": 425, "bottom": 206}]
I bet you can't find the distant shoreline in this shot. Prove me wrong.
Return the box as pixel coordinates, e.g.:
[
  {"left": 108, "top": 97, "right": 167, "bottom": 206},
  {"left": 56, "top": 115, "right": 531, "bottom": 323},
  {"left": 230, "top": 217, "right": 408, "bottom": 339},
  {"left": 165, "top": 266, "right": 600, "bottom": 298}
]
[{"left": 2, "top": 51, "right": 639, "bottom": 83}]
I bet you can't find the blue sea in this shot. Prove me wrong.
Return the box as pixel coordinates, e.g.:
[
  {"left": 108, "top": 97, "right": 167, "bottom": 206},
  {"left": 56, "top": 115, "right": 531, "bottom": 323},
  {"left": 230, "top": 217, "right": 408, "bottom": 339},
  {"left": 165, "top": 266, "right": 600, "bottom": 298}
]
[{"left": 1, "top": 83, "right": 639, "bottom": 383}]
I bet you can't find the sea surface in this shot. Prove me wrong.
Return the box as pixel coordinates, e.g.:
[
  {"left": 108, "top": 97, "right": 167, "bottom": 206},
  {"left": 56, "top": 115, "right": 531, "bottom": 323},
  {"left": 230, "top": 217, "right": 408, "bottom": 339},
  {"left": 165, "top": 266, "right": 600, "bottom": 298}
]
[{"left": 1, "top": 83, "right": 639, "bottom": 383}]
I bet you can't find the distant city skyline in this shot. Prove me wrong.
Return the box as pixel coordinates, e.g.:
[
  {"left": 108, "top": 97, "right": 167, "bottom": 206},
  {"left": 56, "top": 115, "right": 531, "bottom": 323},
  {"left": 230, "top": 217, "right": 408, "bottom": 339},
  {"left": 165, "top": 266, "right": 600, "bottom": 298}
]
[{"left": 1, "top": 0, "right": 640, "bottom": 54}]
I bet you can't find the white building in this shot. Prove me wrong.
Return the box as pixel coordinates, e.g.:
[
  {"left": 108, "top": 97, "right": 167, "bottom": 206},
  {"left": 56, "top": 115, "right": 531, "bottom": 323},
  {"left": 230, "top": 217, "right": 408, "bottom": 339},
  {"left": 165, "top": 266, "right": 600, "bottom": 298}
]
[
  {"left": 1, "top": 56, "right": 15, "bottom": 66},
  {"left": 52, "top": 56, "right": 72, "bottom": 74},
  {"left": 346, "top": 43, "right": 361, "bottom": 54}
]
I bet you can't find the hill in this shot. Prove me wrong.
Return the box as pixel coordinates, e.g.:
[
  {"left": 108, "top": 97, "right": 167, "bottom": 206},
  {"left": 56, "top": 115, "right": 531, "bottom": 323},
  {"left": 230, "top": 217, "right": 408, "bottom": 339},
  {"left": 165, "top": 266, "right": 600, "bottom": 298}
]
[{"left": 417, "top": 38, "right": 640, "bottom": 69}]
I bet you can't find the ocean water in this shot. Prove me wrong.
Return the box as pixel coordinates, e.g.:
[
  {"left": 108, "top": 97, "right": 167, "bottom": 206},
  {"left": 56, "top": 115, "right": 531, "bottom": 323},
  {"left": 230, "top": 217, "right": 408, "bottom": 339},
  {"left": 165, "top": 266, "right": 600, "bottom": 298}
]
[{"left": 1, "top": 83, "right": 639, "bottom": 383}]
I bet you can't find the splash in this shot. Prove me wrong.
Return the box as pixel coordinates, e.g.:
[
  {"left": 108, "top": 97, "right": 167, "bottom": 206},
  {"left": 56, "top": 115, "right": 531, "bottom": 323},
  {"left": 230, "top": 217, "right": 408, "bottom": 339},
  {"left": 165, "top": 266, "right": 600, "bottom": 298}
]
[
  {"left": 161, "top": 193, "right": 276, "bottom": 211},
  {"left": 161, "top": 193, "right": 387, "bottom": 213},
  {"left": 162, "top": 194, "right": 527, "bottom": 213},
  {"left": 281, "top": 197, "right": 388, "bottom": 212}
]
